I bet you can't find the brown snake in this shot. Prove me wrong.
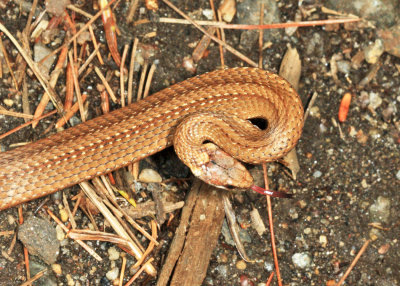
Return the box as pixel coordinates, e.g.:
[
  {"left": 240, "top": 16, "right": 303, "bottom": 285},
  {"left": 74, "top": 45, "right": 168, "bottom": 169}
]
[{"left": 0, "top": 67, "right": 304, "bottom": 210}]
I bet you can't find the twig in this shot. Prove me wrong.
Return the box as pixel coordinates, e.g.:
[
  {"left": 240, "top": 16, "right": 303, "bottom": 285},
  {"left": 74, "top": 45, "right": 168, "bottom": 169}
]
[
  {"left": 132, "top": 220, "right": 157, "bottom": 268},
  {"left": 0, "top": 110, "right": 57, "bottom": 140},
  {"left": 0, "top": 35, "right": 18, "bottom": 91},
  {"left": 161, "top": 0, "right": 258, "bottom": 67},
  {"left": 120, "top": 44, "right": 129, "bottom": 107},
  {"left": 89, "top": 25, "right": 104, "bottom": 65},
  {"left": 68, "top": 51, "right": 85, "bottom": 122},
  {"left": 55, "top": 93, "right": 88, "bottom": 128},
  {"left": 94, "top": 66, "right": 118, "bottom": 103},
  {"left": 137, "top": 62, "right": 148, "bottom": 100},
  {"left": 23, "top": 0, "right": 38, "bottom": 35},
  {"left": 125, "top": 258, "right": 154, "bottom": 286},
  {"left": 304, "top": 92, "right": 318, "bottom": 122},
  {"left": 143, "top": 63, "right": 156, "bottom": 98},
  {"left": 0, "top": 109, "right": 33, "bottom": 119},
  {"left": 119, "top": 254, "right": 127, "bottom": 286},
  {"left": 47, "top": 208, "right": 103, "bottom": 261},
  {"left": 37, "top": 0, "right": 119, "bottom": 67},
  {"left": 127, "top": 0, "right": 140, "bottom": 23},
  {"left": 209, "top": 0, "right": 224, "bottom": 67},
  {"left": 335, "top": 240, "right": 371, "bottom": 286},
  {"left": 216, "top": 10, "right": 226, "bottom": 67},
  {"left": 258, "top": 2, "right": 264, "bottom": 68},
  {"left": 158, "top": 17, "right": 360, "bottom": 29},
  {"left": 266, "top": 272, "right": 274, "bottom": 286},
  {"left": 18, "top": 207, "right": 31, "bottom": 284},
  {"left": 20, "top": 269, "right": 47, "bottom": 286},
  {"left": 0, "top": 23, "right": 64, "bottom": 114},
  {"left": 80, "top": 181, "right": 157, "bottom": 276},
  {"left": 262, "top": 163, "right": 282, "bottom": 286},
  {"left": 127, "top": 38, "right": 139, "bottom": 104},
  {"left": 32, "top": 46, "right": 68, "bottom": 128},
  {"left": 78, "top": 44, "right": 101, "bottom": 75}
]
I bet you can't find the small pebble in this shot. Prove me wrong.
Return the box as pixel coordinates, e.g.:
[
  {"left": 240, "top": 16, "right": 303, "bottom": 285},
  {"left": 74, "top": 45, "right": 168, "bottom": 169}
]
[
  {"left": 56, "top": 225, "right": 65, "bottom": 241},
  {"left": 236, "top": 260, "right": 247, "bottom": 270},
  {"left": 364, "top": 39, "right": 384, "bottom": 64},
  {"left": 369, "top": 228, "right": 380, "bottom": 241},
  {"left": 52, "top": 263, "right": 62, "bottom": 275},
  {"left": 396, "top": 170, "right": 400, "bottom": 180},
  {"left": 108, "top": 247, "right": 120, "bottom": 261},
  {"left": 304, "top": 227, "right": 312, "bottom": 235},
  {"left": 216, "top": 265, "right": 228, "bottom": 277},
  {"left": 138, "top": 169, "right": 162, "bottom": 183},
  {"left": 297, "top": 200, "right": 307, "bottom": 208},
  {"left": 3, "top": 99, "right": 14, "bottom": 107},
  {"left": 59, "top": 208, "right": 69, "bottom": 222},
  {"left": 378, "top": 244, "right": 390, "bottom": 254},
  {"left": 368, "top": 92, "right": 383, "bottom": 111},
  {"left": 319, "top": 235, "right": 328, "bottom": 247},
  {"left": 202, "top": 9, "right": 214, "bottom": 20},
  {"left": 320, "top": 218, "right": 329, "bottom": 226},
  {"left": 7, "top": 214, "right": 16, "bottom": 225},
  {"left": 66, "top": 274, "right": 74, "bottom": 286},
  {"left": 336, "top": 60, "right": 351, "bottom": 74},
  {"left": 309, "top": 106, "right": 320, "bottom": 118},
  {"left": 361, "top": 179, "right": 368, "bottom": 188},
  {"left": 292, "top": 252, "right": 311, "bottom": 268},
  {"left": 288, "top": 208, "right": 299, "bottom": 220},
  {"left": 106, "top": 267, "right": 119, "bottom": 281},
  {"left": 313, "top": 170, "right": 322, "bottom": 178},
  {"left": 369, "top": 196, "right": 391, "bottom": 223},
  {"left": 264, "top": 261, "right": 273, "bottom": 272},
  {"left": 356, "top": 130, "right": 369, "bottom": 144}
]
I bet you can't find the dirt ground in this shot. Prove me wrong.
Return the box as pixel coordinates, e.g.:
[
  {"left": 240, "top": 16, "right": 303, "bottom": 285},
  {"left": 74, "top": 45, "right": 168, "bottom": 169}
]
[{"left": 0, "top": 0, "right": 399, "bottom": 285}]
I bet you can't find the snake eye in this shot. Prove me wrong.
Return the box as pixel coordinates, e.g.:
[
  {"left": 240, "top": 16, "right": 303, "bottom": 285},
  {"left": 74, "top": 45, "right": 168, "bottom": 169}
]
[
  {"left": 225, "top": 185, "right": 235, "bottom": 190},
  {"left": 248, "top": 117, "right": 268, "bottom": 130}
]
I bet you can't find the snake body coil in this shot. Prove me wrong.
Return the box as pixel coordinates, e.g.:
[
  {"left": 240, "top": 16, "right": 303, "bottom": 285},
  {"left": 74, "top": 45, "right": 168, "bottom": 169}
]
[{"left": 0, "top": 68, "right": 304, "bottom": 210}]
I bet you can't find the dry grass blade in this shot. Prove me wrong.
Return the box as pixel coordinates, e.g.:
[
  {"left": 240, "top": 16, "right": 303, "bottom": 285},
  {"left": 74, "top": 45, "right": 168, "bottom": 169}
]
[
  {"left": 222, "top": 194, "right": 253, "bottom": 262},
  {"left": 161, "top": 0, "right": 257, "bottom": 67},
  {"left": 79, "top": 181, "right": 157, "bottom": 276},
  {"left": 47, "top": 208, "right": 103, "bottom": 261},
  {"left": 20, "top": 269, "right": 47, "bottom": 286},
  {"left": 120, "top": 44, "right": 130, "bottom": 106},
  {"left": 335, "top": 240, "right": 371, "bottom": 286},
  {"left": 157, "top": 17, "right": 360, "bottom": 29},
  {"left": 0, "top": 109, "right": 33, "bottom": 119},
  {"left": 127, "top": 38, "right": 139, "bottom": 104},
  {"left": 0, "top": 36, "right": 18, "bottom": 91},
  {"left": 262, "top": 164, "right": 282, "bottom": 286},
  {"left": 68, "top": 229, "right": 134, "bottom": 248},
  {"left": 143, "top": 63, "right": 156, "bottom": 98},
  {"left": 125, "top": 258, "right": 154, "bottom": 286},
  {"left": 0, "top": 23, "right": 64, "bottom": 114},
  {"left": 94, "top": 66, "right": 118, "bottom": 103},
  {"left": 68, "top": 51, "right": 85, "bottom": 122},
  {"left": 55, "top": 93, "right": 88, "bottom": 129},
  {"left": 0, "top": 110, "right": 57, "bottom": 140},
  {"left": 119, "top": 254, "right": 127, "bottom": 286}
]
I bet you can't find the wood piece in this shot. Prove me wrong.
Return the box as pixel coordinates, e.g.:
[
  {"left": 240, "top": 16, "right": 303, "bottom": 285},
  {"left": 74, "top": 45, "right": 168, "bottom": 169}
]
[
  {"left": 157, "top": 180, "right": 225, "bottom": 286},
  {"left": 279, "top": 46, "right": 302, "bottom": 178}
]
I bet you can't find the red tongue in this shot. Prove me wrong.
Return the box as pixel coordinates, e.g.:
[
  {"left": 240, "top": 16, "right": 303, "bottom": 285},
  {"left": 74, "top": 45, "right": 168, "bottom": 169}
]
[{"left": 250, "top": 185, "right": 293, "bottom": 198}]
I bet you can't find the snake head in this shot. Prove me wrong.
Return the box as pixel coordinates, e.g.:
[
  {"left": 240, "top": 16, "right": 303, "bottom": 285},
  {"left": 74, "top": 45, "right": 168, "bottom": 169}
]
[{"left": 191, "top": 143, "right": 254, "bottom": 189}]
